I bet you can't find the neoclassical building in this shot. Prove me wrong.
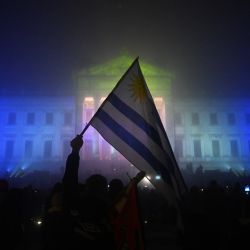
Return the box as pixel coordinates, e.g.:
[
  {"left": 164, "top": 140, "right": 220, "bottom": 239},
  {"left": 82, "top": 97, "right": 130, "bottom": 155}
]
[{"left": 1, "top": 54, "right": 250, "bottom": 181}]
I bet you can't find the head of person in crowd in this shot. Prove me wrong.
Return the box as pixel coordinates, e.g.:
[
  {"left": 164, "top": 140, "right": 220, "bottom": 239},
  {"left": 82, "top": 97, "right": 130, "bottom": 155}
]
[
  {"left": 108, "top": 178, "right": 124, "bottom": 203},
  {"left": 0, "top": 179, "right": 9, "bottom": 192},
  {"left": 85, "top": 174, "right": 108, "bottom": 196}
]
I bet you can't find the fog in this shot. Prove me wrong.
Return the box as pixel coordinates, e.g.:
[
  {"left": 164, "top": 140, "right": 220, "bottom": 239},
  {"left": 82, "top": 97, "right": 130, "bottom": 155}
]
[{"left": 0, "top": 0, "right": 249, "bottom": 97}]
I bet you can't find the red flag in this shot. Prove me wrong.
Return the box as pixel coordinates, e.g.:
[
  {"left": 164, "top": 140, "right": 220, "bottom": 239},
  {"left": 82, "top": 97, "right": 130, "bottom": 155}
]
[{"left": 110, "top": 180, "right": 144, "bottom": 250}]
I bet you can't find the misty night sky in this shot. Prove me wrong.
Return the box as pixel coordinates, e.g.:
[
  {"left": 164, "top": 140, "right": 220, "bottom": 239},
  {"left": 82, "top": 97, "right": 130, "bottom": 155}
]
[{"left": 0, "top": 0, "right": 250, "bottom": 97}]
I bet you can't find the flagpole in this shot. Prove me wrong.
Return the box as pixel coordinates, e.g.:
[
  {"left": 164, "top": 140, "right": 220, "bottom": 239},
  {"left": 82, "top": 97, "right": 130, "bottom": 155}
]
[
  {"left": 79, "top": 123, "right": 90, "bottom": 136},
  {"left": 79, "top": 56, "right": 140, "bottom": 137}
]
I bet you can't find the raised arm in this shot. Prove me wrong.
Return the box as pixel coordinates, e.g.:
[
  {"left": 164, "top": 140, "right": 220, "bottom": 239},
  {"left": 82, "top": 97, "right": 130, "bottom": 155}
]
[
  {"left": 113, "top": 171, "right": 146, "bottom": 214},
  {"left": 62, "top": 135, "right": 83, "bottom": 210}
]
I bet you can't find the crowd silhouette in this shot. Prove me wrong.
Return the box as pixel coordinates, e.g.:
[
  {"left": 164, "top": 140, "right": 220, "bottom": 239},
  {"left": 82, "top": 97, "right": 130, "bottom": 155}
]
[{"left": 0, "top": 135, "right": 250, "bottom": 250}]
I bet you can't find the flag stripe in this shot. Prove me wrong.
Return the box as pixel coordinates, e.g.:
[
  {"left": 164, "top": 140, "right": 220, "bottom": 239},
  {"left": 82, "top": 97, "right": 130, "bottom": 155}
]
[
  {"left": 102, "top": 102, "right": 164, "bottom": 154},
  {"left": 96, "top": 109, "right": 174, "bottom": 187},
  {"left": 109, "top": 93, "right": 163, "bottom": 148},
  {"left": 101, "top": 101, "right": 176, "bottom": 172},
  {"left": 108, "top": 93, "right": 177, "bottom": 176},
  {"left": 92, "top": 117, "right": 168, "bottom": 181}
]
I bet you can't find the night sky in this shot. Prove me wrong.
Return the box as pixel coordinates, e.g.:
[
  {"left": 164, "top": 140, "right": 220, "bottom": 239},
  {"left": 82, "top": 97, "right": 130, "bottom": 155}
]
[{"left": 0, "top": 0, "right": 250, "bottom": 97}]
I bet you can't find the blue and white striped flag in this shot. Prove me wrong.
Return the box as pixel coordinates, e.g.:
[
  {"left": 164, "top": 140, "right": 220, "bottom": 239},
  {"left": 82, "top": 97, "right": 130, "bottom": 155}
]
[{"left": 85, "top": 58, "right": 187, "bottom": 206}]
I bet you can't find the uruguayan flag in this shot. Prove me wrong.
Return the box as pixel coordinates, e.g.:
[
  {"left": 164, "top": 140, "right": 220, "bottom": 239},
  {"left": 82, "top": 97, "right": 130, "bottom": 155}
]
[{"left": 89, "top": 58, "right": 187, "bottom": 204}]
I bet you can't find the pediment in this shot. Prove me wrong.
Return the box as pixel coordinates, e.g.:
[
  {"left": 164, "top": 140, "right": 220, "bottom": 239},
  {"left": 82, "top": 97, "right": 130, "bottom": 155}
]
[{"left": 78, "top": 53, "right": 173, "bottom": 78}]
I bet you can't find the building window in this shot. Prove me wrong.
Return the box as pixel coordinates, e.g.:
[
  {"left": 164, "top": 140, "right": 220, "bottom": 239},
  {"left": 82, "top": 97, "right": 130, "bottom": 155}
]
[
  {"left": 64, "top": 112, "right": 72, "bottom": 126},
  {"left": 46, "top": 113, "right": 53, "bottom": 125},
  {"left": 83, "top": 140, "right": 93, "bottom": 160},
  {"left": 174, "top": 113, "right": 182, "bottom": 126},
  {"left": 192, "top": 113, "right": 199, "bottom": 125},
  {"left": 44, "top": 140, "right": 52, "bottom": 158},
  {"left": 85, "top": 110, "right": 93, "bottom": 122},
  {"left": 154, "top": 97, "right": 165, "bottom": 126},
  {"left": 83, "top": 97, "right": 94, "bottom": 123},
  {"left": 99, "top": 138, "right": 111, "bottom": 160},
  {"left": 230, "top": 140, "right": 239, "bottom": 157},
  {"left": 212, "top": 140, "right": 220, "bottom": 157},
  {"left": 193, "top": 140, "right": 202, "bottom": 157},
  {"left": 24, "top": 140, "right": 33, "bottom": 158},
  {"left": 210, "top": 113, "right": 218, "bottom": 125},
  {"left": 228, "top": 113, "right": 236, "bottom": 125},
  {"left": 5, "top": 140, "right": 14, "bottom": 158},
  {"left": 27, "top": 113, "right": 35, "bottom": 125},
  {"left": 8, "top": 113, "right": 16, "bottom": 125},
  {"left": 245, "top": 114, "right": 250, "bottom": 125},
  {"left": 175, "top": 139, "right": 183, "bottom": 157}
]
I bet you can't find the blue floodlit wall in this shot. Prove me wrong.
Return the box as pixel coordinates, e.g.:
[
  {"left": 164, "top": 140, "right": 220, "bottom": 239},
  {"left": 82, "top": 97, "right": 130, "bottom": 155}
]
[
  {"left": 0, "top": 96, "right": 76, "bottom": 177},
  {"left": 1, "top": 95, "right": 250, "bottom": 180},
  {"left": 174, "top": 97, "right": 250, "bottom": 173}
]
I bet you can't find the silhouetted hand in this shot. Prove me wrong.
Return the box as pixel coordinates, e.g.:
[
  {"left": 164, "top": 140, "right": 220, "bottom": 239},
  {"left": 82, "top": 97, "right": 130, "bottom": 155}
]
[{"left": 70, "top": 134, "right": 83, "bottom": 152}]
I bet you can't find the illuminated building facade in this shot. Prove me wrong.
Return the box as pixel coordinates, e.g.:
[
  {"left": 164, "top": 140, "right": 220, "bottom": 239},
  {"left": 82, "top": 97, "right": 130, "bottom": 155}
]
[
  {"left": 0, "top": 96, "right": 76, "bottom": 176},
  {"left": 0, "top": 55, "right": 250, "bottom": 180},
  {"left": 173, "top": 98, "right": 250, "bottom": 173}
]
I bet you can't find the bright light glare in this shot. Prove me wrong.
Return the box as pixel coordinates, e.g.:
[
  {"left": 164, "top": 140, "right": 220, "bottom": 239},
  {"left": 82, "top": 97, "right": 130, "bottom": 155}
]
[
  {"left": 143, "top": 177, "right": 151, "bottom": 184},
  {"left": 140, "top": 176, "right": 154, "bottom": 189},
  {"left": 36, "top": 220, "right": 42, "bottom": 225},
  {"left": 84, "top": 97, "right": 94, "bottom": 102}
]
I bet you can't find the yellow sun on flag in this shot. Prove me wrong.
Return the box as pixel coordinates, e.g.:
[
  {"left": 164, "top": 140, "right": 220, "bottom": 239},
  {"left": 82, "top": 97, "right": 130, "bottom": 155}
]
[{"left": 129, "top": 72, "right": 147, "bottom": 103}]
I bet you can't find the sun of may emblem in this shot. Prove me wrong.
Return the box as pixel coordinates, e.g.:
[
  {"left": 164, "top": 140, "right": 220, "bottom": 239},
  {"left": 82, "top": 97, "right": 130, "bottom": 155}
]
[{"left": 129, "top": 72, "right": 147, "bottom": 103}]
